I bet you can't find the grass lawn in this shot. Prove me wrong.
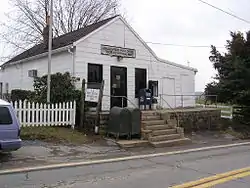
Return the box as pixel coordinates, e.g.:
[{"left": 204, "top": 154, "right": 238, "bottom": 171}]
[{"left": 20, "top": 126, "right": 102, "bottom": 145}]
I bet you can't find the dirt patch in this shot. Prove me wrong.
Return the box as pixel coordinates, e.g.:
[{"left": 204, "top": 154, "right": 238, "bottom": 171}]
[
  {"left": 185, "top": 130, "right": 240, "bottom": 145},
  {"left": 20, "top": 127, "right": 104, "bottom": 145},
  {"left": 222, "top": 127, "right": 250, "bottom": 140}
]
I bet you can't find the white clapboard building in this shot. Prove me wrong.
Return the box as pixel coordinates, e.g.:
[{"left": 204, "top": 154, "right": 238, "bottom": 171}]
[{"left": 0, "top": 15, "right": 197, "bottom": 110}]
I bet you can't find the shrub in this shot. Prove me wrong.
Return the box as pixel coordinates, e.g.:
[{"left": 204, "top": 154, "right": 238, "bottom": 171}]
[
  {"left": 11, "top": 89, "right": 36, "bottom": 102},
  {"left": 11, "top": 72, "right": 88, "bottom": 128},
  {"left": 33, "top": 72, "right": 76, "bottom": 103},
  {"left": 33, "top": 72, "right": 88, "bottom": 127}
]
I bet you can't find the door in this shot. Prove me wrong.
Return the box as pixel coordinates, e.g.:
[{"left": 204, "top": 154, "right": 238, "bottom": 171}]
[
  {"left": 161, "top": 77, "right": 176, "bottom": 108},
  {"left": 110, "top": 66, "right": 127, "bottom": 108},
  {"left": 181, "top": 74, "right": 194, "bottom": 107},
  {"left": 135, "top": 68, "right": 147, "bottom": 98}
]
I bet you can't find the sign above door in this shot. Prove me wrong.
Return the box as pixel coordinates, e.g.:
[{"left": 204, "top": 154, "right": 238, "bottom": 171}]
[{"left": 101, "top": 45, "right": 136, "bottom": 58}]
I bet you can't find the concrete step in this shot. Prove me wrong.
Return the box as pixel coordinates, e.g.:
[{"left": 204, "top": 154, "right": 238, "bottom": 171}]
[
  {"left": 165, "top": 123, "right": 177, "bottom": 129},
  {"left": 152, "top": 129, "right": 177, "bottom": 136},
  {"left": 116, "top": 140, "right": 149, "bottom": 148},
  {"left": 149, "top": 134, "right": 181, "bottom": 142},
  {"left": 141, "top": 115, "right": 161, "bottom": 121},
  {"left": 151, "top": 138, "right": 191, "bottom": 148},
  {"left": 167, "top": 119, "right": 178, "bottom": 127},
  {"left": 142, "top": 120, "right": 166, "bottom": 126},
  {"left": 141, "top": 110, "right": 159, "bottom": 116},
  {"left": 145, "top": 124, "right": 171, "bottom": 131}
]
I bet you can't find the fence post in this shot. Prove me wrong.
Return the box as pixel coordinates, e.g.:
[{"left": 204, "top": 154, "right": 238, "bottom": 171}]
[
  {"left": 58, "top": 103, "right": 62, "bottom": 126},
  {"left": 73, "top": 101, "right": 76, "bottom": 129},
  {"left": 35, "top": 102, "right": 39, "bottom": 126},
  {"left": 230, "top": 106, "right": 233, "bottom": 119},
  {"left": 95, "top": 80, "right": 105, "bottom": 134},
  {"left": 18, "top": 101, "right": 22, "bottom": 126},
  {"left": 121, "top": 96, "right": 124, "bottom": 108},
  {"left": 39, "top": 103, "right": 43, "bottom": 126},
  {"left": 80, "top": 79, "right": 86, "bottom": 129},
  {"left": 32, "top": 102, "right": 35, "bottom": 127},
  {"left": 62, "top": 102, "right": 65, "bottom": 125},
  {"left": 181, "top": 95, "right": 184, "bottom": 108},
  {"left": 55, "top": 103, "right": 58, "bottom": 126},
  {"left": 43, "top": 103, "right": 47, "bottom": 126}
]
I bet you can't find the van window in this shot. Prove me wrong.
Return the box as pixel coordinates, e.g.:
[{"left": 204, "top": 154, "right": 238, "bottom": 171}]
[{"left": 0, "top": 107, "right": 13, "bottom": 125}]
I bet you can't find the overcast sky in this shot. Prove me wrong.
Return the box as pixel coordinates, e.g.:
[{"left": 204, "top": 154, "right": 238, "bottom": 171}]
[
  {"left": 0, "top": 0, "right": 250, "bottom": 92},
  {"left": 121, "top": 0, "right": 250, "bottom": 91}
]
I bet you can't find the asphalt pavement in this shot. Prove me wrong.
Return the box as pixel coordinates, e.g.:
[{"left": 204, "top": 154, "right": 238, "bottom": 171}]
[{"left": 1, "top": 144, "right": 250, "bottom": 188}]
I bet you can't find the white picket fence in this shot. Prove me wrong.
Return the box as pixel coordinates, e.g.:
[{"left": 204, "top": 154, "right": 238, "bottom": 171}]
[
  {"left": 12, "top": 100, "right": 76, "bottom": 127},
  {"left": 196, "top": 104, "right": 233, "bottom": 119}
]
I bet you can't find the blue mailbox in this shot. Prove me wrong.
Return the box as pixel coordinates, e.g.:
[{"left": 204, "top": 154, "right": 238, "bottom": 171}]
[{"left": 139, "top": 88, "right": 152, "bottom": 110}]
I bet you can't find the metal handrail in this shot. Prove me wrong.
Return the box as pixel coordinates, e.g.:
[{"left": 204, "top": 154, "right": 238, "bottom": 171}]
[
  {"left": 159, "top": 94, "right": 218, "bottom": 108},
  {"left": 159, "top": 94, "right": 180, "bottom": 127},
  {"left": 103, "top": 95, "right": 139, "bottom": 109}
]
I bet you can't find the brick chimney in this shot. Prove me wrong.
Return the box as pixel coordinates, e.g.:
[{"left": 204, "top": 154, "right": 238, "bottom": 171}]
[{"left": 42, "top": 16, "right": 50, "bottom": 49}]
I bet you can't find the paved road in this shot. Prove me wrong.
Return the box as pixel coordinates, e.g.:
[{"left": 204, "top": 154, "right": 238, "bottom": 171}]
[{"left": 1, "top": 145, "right": 250, "bottom": 188}]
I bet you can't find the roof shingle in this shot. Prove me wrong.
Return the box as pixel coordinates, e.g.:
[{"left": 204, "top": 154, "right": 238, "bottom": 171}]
[{"left": 4, "top": 15, "right": 118, "bottom": 66}]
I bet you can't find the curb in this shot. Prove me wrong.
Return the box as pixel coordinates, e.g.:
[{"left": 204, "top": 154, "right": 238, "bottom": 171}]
[{"left": 1, "top": 141, "right": 250, "bottom": 175}]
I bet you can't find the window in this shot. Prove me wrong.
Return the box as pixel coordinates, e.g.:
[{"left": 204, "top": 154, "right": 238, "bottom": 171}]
[
  {"left": 149, "top": 80, "right": 159, "bottom": 97},
  {"left": 135, "top": 68, "right": 147, "bottom": 98},
  {"left": 0, "top": 107, "right": 12, "bottom": 125},
  {"left": 87, "top": 63, "right": 103, "bottom": 83}
]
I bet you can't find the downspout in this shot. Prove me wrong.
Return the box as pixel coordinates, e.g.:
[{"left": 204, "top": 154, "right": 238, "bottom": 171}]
[{"left": 68, "top": 46, "right": 76, "bottom": 79}]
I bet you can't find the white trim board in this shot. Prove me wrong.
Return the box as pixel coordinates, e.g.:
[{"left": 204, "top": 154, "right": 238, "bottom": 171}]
[
  {"left": 3, "top": 16, "right": 198, "bottom": 73},
  {"left": 74, "top": 16, "right": 198, "bottom": 72},
  {"left": 1, "top": 45, "right": 72, "bottom": 68}
]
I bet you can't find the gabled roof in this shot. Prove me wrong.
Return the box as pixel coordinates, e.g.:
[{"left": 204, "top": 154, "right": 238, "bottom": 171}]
[
  {"left": 2, "top": 15, "right": 197, "bottom": 72},
  {"left": 3, "top": 15, "right": 118, "bottom": 66}
]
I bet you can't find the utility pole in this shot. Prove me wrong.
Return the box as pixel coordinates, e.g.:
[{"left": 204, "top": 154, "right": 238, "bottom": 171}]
[{"left": 47, "top": 0, "right": 53, "bottom": 103}]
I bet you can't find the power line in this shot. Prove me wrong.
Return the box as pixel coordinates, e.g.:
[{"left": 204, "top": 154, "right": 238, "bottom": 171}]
[
  {"left": 146, "top": 42, "right": 224, "bottom": 48},
  {"left": 197, "top": 0, "right": 250, "bottom": 24}
]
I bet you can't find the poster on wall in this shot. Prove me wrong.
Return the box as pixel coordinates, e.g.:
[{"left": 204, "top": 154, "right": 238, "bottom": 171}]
[{"left": 85, "top": 88, "right": 100, "bottom": 103}]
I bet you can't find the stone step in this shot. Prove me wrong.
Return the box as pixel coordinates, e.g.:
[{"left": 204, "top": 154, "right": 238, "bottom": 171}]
[
  {"left": 149, "top": 134, "right": 181, "bottom": 142},
  {"left": 151, "top": 138, "right": 191, "bottom": 148},
  {"left": 141, "top": 115, "right": 161, "bottom": 121},
  {"left": 165, "top": 123, "right": 177, "bottom": 129},
  {"left": 167, "top": 119, "right": 178, "bottom": 126},
  {"left": 141, "top": 110, "right": 159, "bottom": 116},
  {"left": 142, "top": 120, "right": 166, "bottom": 126},
  {"left": 152, "top": 129, "right": 177, "bottom": 136},
  {"left": 145, "top": 124, "right": 171, "bottom": 131}
]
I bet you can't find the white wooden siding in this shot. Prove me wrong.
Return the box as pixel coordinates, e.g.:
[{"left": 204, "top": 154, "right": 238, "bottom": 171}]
[
  {"left": 0, "top": 17, "right": 196, "bottom": 111},
  {"left": 181, "top": 73, "right": 195, "bottom": 107},
  {"left": 0, "top": 51, "right": 73, "bottom": 91},
  {"left": 75, "top": 18, "right": 196, "bottom": 110},
  {"left": 161, "top": 77, "right": 176, "bottom": 108}
]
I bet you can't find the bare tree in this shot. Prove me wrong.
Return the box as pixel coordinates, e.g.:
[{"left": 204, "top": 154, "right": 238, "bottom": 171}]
[{"left": 0, "top": 0, "right": 120, "bottom": 60}]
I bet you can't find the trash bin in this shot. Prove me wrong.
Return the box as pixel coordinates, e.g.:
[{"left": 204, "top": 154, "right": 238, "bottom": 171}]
[
  {"left": 139, "top": 88, "right": 153, "bottom": 110},
  {"left": 126, "top": 107, "right": 141, "bottom": 137},
  {"left": 107, "top": 106, "right": 131, "bottom": 139}
]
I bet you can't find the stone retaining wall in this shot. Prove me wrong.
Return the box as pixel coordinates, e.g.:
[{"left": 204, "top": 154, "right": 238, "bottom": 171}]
[
  {"left": 85, "top": 112, "right": 109, "bottom": 133},
  {"left": 86, "top": 108, "right": 221, "bottom": 133},
  {"left": 160, "top": 108, "right": 221, "bottom": 132}
]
